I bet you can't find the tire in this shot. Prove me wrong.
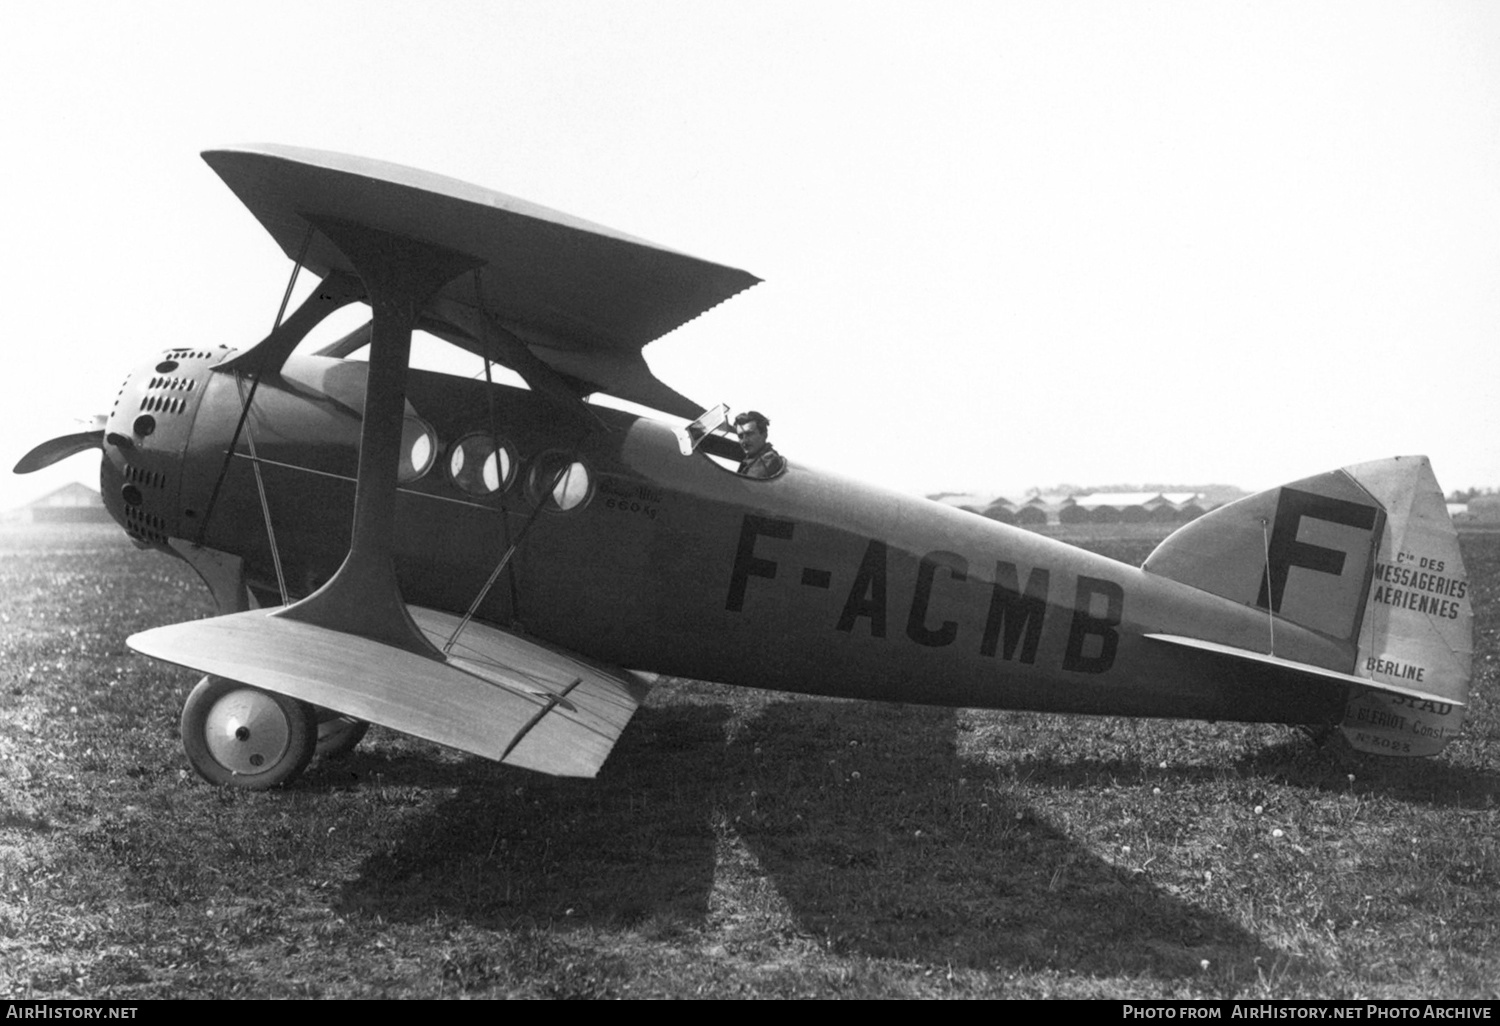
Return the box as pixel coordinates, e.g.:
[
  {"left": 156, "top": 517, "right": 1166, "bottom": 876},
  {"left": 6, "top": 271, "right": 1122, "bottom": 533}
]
[
  {"left": 180, "top": 675, "right": 317, "bottom": 789},
  {"left": 315, "top": 714, "right": 370, "bottom": 759}
]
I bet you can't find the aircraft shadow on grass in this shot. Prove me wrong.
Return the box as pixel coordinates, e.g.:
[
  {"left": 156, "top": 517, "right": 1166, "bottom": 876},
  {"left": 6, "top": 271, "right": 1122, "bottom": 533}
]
[
  {"left": 328, "top": 697, "right": 1283, "bottom": 983},
  {"left": 1231, "top": 737, "right": 1500, "bottom": 807},
  {"left": 990, "top": 734, "right": 1500, "bottom": 808}
]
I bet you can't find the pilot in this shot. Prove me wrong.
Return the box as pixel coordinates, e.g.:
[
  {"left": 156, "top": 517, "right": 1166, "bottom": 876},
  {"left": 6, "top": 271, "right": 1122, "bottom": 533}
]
[{"left": 734, "top": 411, "right": 786, "bottom": 479}]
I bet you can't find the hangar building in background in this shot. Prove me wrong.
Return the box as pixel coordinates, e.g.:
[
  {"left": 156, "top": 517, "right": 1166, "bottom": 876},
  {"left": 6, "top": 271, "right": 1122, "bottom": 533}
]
[
  {"left": 929, "top": 489, "right": 1217, "bottom": 527},
  {"left": 4, "top": 482, "right": 111, "bottom": 525}
]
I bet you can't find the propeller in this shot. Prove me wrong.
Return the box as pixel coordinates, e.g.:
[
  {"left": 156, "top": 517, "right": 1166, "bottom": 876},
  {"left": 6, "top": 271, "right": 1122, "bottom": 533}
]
[{"left": 13, "top": 415, "right": 107, "bottom": 474}]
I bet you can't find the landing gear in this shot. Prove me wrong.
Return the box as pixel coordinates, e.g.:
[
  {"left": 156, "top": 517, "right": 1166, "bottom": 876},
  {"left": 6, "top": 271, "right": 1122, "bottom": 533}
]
[
  {"left": 315, "top": 714, "right": 370, "bottom": 759},
  {"left": 180, "top": 675, "right": 317, "bottom": 789},
  {"left": 1297, "top": 723, "right": 1337, "bottom": 746}
]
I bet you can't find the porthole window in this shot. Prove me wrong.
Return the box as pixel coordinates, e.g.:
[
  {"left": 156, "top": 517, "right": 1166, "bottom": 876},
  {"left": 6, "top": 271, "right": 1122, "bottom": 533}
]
[
  {"left": 398, "top": 415, "right": 437, "bottom": 483},
  {"left": 527, "top": 452, "right": 593, "bottom": 512},
  {"left": 446, "top": 433, "right": 514, "bottom": 496}
]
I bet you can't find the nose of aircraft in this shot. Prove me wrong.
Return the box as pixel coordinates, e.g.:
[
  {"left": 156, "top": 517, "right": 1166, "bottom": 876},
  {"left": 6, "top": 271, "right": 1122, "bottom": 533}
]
[
  {"left": 97, "top": 348, "right": 227, "bottom": 550},
  {"left": 14, "top": 347, "right": 228, "bottom": 551}
]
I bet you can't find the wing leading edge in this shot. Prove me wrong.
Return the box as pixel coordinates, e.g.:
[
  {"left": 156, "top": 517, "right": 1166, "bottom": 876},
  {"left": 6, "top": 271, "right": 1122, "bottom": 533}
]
[{"left": 129, "top": 606, "right": 650, "bottom": 778}]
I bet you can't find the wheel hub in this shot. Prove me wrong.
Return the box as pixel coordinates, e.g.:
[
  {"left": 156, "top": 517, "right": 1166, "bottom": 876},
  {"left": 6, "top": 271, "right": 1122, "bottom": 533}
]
[{"left": 204, "top": 687, "right": 292, "bottom": 776}]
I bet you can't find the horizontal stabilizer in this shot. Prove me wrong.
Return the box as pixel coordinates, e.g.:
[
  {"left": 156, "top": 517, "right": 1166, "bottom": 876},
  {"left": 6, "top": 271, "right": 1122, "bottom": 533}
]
[
  {"left": 129, "top": 606, "right": 649, "bottom": 778},
  {"left": 1145, "top": 634, "right": 1465, "bottom": 709}
]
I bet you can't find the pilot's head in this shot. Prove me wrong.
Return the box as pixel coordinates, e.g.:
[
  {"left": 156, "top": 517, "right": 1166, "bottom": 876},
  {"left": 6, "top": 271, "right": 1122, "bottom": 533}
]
[{"left": 734, "top": 411, "right": 770, "bottom": 456}]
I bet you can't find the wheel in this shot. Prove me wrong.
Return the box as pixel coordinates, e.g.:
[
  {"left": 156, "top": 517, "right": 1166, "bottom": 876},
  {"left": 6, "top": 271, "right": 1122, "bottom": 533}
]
[
  {"left": 180, "top": 675, "right": 317, "bottom": 789},
  {"left": 315, "top": 713, "right": 369, "bottom": 759},
  {"left": 1297, "top": 723, "right": 1337, "bottom": 746}
]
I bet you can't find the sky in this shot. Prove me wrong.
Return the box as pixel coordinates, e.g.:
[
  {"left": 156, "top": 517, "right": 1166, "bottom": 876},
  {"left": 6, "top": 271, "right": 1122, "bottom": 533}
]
[{"left": 3, "top": 0, "right": 1498, "bottom": 513}]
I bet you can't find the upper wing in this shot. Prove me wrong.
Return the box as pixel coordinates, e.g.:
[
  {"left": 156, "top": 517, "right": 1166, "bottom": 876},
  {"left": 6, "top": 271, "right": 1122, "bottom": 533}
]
[
  {"left": 129, "top": 605, "right": 650, "bottom": 778},
  {"left": 202, "top": 144, "right": 759, "bottom": 414}
]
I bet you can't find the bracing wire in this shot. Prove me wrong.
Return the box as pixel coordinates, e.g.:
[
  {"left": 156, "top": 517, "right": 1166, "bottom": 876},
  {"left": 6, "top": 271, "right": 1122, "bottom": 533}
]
[
  {"left": 196, "top": 225, "right": 315, "bottom": 546},
  {"left": 271, "top": 231, "right": 311, "bottom": 331},
  {"left": 1261, "top": 517, "right": 1276, "bottom": 656},
  {"left": 472, "top": 266, "right": 523, "bottom": 620},
  {"left": 443, "top": 265, "right": 595, "bottom": 655},
  {"left": 443, "top": 461, "right": 572, "bottom": 656},
  {"left": 235, "top": 379, "right": 289, "bottom": 605}
]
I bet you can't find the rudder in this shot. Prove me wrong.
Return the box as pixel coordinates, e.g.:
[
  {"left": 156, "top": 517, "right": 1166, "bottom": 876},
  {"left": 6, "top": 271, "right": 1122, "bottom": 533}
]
[{"left": 1341, "top": 456, "right": 1471, "bottom": 755}]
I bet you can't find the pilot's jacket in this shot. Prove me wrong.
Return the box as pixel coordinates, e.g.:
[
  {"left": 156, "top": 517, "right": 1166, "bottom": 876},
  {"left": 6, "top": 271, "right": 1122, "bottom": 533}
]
[{"left": 738, "top": 444, "right": 786, "bottom": 480}]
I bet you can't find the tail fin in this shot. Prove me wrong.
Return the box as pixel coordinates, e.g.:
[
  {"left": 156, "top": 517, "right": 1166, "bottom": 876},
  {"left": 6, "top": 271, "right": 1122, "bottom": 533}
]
[{"left": 1145, "top": 456, "right": 1472, "bottom": 756}]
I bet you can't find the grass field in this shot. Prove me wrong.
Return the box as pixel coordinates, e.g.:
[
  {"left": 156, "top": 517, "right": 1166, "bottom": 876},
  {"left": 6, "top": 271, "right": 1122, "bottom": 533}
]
[{"left": 1, "top": 521, "right": 1496, "bottom": 999}]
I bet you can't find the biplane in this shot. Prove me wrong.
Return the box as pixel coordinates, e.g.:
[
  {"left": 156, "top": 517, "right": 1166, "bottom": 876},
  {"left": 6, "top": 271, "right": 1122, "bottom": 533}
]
[{"left": 16, "top": 145, "right": 1474, "bottom": 788}]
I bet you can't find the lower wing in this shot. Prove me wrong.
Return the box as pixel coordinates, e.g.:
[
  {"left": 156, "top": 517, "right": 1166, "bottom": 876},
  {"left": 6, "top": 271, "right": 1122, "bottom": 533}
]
[{"left": 129, "top": 606, "right": 650, "bottom": 778}]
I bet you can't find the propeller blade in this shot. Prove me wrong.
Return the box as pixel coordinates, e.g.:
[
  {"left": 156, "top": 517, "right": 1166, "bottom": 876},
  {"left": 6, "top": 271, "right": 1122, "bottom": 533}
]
[{"left": 14, "top": 429, "right": 105, "bottom": 474}]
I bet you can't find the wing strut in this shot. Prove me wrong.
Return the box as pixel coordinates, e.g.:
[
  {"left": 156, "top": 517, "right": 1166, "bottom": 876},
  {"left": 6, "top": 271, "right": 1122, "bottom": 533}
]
[
  {"left": 274, "top": 218, "right": 480, "bottom": 659},
  {"left": 217, "top": 269, "right": 366, "bottom": 376},
  {"left": 424, "top": 293, "right": 600, "bottom": 422}
]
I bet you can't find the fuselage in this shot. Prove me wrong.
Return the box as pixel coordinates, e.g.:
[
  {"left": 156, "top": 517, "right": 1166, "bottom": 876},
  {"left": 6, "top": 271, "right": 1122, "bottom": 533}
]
[{"left": 101, "top": 347, "right": 1351, "bottom": 728}]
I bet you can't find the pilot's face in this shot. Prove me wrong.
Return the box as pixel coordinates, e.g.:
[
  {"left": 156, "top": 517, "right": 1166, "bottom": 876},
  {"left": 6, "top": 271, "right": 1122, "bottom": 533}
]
[{"left": 736, "top": 422, "right": 765, "bottom": 456}]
